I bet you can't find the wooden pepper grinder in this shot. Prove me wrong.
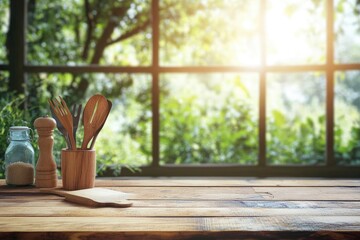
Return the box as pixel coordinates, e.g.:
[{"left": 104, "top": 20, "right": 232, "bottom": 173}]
[{"left": 34, "top": 116, "right": 58, "bottom": 188}]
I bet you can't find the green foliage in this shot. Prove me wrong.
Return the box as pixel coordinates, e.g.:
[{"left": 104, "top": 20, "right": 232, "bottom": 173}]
[
  {"left": 160, "top": 0, "right": 259, "bottom": 65},
  {"left": 0, "top": 0, "right": 9, "bottom": 63},
  {"left": 0, "top": 94, "right": 32, "bottom": 178},
  {"left": 335, "top": 118, "right": 360, "bottom": 165},
  {"left": 160, "top": 86, "right": 258, "bottom": 165},
  {"left": 27, "top": 0, "right": 151, "bottom": 66},
  {"left": 87, "top": 74, "right": 152, "bottom": 174},
  {"left": 267, "top": 112, "right": 326, "bottom": 165}
]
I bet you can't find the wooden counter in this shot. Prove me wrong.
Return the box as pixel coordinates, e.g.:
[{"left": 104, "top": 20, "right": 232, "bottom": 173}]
[{"left": 0, "top": 178, "right": 360, "bottom": 239}]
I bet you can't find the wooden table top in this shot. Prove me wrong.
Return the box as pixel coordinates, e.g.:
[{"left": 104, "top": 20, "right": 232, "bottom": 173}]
[{"left": 0, "top": 178, "right": 360, "bottom": 239}]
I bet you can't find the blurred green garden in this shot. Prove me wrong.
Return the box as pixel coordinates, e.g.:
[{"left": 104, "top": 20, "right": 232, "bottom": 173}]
[{"left": 1, "top": 0, "right": 360, "bottom": 177}]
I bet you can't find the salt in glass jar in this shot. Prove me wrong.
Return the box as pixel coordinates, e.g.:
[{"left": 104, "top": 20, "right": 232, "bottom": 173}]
[{"left": 4, "top": 126, "right": 35, "bottom": 186}]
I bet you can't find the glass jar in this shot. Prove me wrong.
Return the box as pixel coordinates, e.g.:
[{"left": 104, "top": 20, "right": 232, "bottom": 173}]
[{"left": 5, "top": 126, "right": 35, "bottom": 186}]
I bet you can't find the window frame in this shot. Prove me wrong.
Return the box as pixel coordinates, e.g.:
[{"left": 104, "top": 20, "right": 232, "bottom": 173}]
[{"left": 2, "top": 0, "right": 360, "bottom": 177}]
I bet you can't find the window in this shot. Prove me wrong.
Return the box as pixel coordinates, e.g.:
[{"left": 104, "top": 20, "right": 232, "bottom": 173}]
[{"left": 1, "top": 0, "right": 360, "bottom": 177}]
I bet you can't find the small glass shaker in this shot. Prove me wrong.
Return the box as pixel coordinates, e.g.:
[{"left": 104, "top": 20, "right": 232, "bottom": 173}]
[{"left": 4, "top": 126, "right": 35, "bottom": 186}]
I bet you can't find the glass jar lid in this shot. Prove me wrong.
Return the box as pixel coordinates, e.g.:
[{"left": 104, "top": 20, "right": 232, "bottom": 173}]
[
  {"left": 10, "top": 126, "right": 30, "bottom": 131},
  {"left": 9, "top": 126, "right": 31, "bottom": 141}
]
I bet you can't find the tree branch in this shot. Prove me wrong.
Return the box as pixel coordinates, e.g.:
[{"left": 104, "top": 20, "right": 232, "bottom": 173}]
[
  {"left": 74, "top": 15, "right": 81, "bottom": 45},
  {"left": 82, "top": 0, "right": 94, "bottom": 61},
  {"left": 106, "top": 18, "right": 151, "bottom": 46},
  {"left": 90, "top": 5, "right": 129, "bottom": 64},
  {"left": 71, "top": 5, "right": 130, "bottom": 98}
]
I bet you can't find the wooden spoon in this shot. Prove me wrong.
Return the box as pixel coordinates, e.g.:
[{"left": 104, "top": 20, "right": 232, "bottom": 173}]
[
  {"left": 89, "top": 99, "right": 112, "bottom": 149},
  {"left": 81, "top": 94, "right": 109, "bottom": 149}
]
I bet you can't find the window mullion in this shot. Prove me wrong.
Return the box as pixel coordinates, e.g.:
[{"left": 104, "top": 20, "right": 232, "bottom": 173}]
[
  {"left": 8, "top": 0, "right": 27, "bottom": 97},
  {"left": 259, "top": 0, "right": 267, "bottom": 167},
  {"left": 151, "top": 0, "right": 160, "bottom": 167},
  {"left": 326, "top": 0, "right": 335, "bottom": 166}
]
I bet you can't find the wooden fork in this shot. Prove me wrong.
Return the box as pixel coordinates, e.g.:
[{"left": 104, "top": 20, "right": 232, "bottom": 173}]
[{"left": 48, "top": 97, "right": 77, "bottom": 150}]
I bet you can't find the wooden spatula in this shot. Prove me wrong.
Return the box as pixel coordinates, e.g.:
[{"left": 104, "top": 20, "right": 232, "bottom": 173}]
[
  {"left": 81, "top": 94, "right": 109, "bottom": 149},
  {"left": 89, "top": 99, "right": 112, "bottom": 149},
  {"left": 40, "top": 188, "right": 133, "bottom": 208}
]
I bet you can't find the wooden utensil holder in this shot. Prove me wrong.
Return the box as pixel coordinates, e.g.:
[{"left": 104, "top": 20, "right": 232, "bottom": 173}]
[{"left": 61, "top": 149, "right": 96, "bottom": 190}]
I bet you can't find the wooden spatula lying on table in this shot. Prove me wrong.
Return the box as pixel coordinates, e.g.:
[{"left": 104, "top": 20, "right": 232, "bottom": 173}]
[{"left": 40, "top": 188, "right": 133, "bottom": 208}]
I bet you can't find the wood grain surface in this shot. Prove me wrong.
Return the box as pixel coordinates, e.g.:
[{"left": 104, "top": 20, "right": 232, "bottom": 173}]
[{"left": 0, "top": 178, "right": 359, "bottom": 240}]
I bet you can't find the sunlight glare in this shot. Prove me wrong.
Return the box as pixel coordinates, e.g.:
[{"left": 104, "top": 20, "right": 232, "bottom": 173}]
[{"left": 266, "top": 0, "right": 325, "bottom": 65}]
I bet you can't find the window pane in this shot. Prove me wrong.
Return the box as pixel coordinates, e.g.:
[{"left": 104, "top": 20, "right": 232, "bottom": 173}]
[
  {"left": 28, "top": 73, "right": 152, "bottom": 174},
  {"left": 160, "top": 0, "right": 260, "bottom": 66},
  {"left": 27, "top": 1, "right": 151, "bottom": 66},
  {"left": 160, "top": 74, "right": 259, "bottom": 165},
  {"left": 334, "top": 0, "right": 360, "bottom": 63},
  {"left": 267, "top": 73, "right": 326, "bottom": 165},
  {"left": 266, "top": 0, "right": 326, "bottom": 65},
  {"left": 335, "top": 71, "right": 360, "bottom": 165},
  {"left": 0, "top": 0, "right": 9, "bottom": 63}
]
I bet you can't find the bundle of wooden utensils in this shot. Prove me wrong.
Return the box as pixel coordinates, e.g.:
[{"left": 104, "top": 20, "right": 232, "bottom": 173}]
[{"left": 48, "top": 94, "right": 112, "bottom": 150}]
